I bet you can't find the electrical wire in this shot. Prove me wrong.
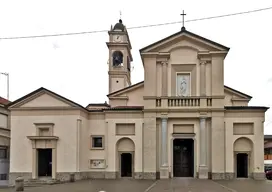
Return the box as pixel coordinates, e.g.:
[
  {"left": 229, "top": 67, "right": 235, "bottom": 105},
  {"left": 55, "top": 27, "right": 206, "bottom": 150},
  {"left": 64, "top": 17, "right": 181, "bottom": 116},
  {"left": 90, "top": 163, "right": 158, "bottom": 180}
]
[{"left": 0, "top": 6, "right": 272, "bottom": 40}]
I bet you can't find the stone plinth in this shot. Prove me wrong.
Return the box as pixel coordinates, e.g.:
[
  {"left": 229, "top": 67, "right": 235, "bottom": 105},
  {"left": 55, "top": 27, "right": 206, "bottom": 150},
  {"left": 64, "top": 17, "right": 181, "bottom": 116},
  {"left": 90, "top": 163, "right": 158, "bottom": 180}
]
[
  {"left": 15, "top": 177, "right": 24, "bottom": 191},
  {"left": 198, "top": 165, "right": 208, "bottom": 179},
  {"left": 160, "top": 166, "right": 169, "bottom": 179}
]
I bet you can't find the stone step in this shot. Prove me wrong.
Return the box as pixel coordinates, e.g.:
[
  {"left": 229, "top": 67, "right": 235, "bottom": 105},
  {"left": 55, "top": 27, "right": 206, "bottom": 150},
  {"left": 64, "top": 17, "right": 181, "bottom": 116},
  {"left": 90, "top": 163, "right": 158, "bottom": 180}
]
[{"left": 24, "top": 179, "right": 61, "bottom": 187}]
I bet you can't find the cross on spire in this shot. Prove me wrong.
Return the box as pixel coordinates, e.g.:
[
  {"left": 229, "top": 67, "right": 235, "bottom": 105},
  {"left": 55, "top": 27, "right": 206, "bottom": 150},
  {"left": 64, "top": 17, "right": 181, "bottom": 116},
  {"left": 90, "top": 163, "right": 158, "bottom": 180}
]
[
  {"left": 119, "top": 11, "right": 122, "bottom": 20},
  {"left": 180, "top": 10, "right": 186, "bottom": 30}
]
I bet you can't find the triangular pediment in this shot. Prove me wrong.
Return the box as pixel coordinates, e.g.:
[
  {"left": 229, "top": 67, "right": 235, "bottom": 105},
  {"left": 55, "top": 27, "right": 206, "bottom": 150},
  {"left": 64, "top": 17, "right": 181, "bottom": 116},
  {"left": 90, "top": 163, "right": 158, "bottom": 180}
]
[
  {"left": 8, "top": 87, "right": 86, "bottom": 110},
  {"left": 224, "top": 86, "right": 252, "bottom": 100},
  {"left": 140, "top": 29, "right": 229, "bottom": 53},
  {"left": 19, "top": 93, "right": 72, "bottom": 108}
]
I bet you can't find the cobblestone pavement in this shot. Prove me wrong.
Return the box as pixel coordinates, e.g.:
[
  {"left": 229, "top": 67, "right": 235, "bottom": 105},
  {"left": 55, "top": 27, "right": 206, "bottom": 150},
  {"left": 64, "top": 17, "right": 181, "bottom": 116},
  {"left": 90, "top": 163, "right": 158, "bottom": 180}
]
[{"left": 0, "top": 179, "right": 272, "bottom": 192}]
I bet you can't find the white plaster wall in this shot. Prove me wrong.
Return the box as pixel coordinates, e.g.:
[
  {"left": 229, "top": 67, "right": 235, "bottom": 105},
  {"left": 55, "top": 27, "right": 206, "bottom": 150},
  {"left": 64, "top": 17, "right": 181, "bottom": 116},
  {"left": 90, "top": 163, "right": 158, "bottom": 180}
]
[
  {"left": 225, "top": 117, "right": 264, "bottom": 174},
  {"left": 87, "top": 117, "right": 106, "bottom": 172},
  {"left": 10, "top": 114, "right": 78, "bottom": 173},
  {"left": 106, "top": 119, "right": 143, "bottom": 173},
  {"left": 79, "top": 116, "right": 89, "bottom": 172}
]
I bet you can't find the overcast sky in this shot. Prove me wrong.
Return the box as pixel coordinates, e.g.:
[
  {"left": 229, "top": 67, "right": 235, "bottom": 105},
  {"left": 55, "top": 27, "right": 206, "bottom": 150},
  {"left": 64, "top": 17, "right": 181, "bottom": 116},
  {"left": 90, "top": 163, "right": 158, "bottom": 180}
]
[{"left": 0, "top": 0, "right": 272, "bottom": 133}]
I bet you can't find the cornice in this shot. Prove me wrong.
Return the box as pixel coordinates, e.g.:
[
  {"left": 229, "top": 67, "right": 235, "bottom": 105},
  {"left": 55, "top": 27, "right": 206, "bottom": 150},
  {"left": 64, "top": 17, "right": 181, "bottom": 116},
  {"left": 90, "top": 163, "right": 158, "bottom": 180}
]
[
  {"left": 9, "top": 106, "right": 85, "bottom": 112},
  {"left": 108, "top": 96, "right": 128, "bottom": 100},
  {"left": 141, "top": 52, "right": 170, "bottom": 58},
  {"left": 231, "top": 98, "right": 251, "bottom": 102},
  {"left": 147, "top": 96, "right": 225, "bottom": 99},
  {"left": 143, "top": 108, "right": 225, "bottom": 113},
  {"left": 0, "top": 127, "right": 10, "bottom": 132}
]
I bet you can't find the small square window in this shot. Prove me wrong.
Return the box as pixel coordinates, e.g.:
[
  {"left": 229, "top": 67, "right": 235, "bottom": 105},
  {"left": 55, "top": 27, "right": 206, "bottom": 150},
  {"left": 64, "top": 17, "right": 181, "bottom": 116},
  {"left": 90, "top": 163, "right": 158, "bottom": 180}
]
[
  {"left": 0, "top": 174, "right": 7, "bottom": 180},
  {"left": 0, "top": 148, "right": 7, "bottom": 159},
  {"left": 91, "top": 136, "right": 104, "bottom": 149}
]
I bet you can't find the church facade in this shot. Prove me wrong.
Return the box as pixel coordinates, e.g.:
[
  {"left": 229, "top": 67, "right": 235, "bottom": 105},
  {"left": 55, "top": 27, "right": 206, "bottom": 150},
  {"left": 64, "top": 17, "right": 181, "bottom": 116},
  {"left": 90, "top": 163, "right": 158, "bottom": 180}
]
[{"left": 8, "top": 20, "right": 268, "bottom": 184}]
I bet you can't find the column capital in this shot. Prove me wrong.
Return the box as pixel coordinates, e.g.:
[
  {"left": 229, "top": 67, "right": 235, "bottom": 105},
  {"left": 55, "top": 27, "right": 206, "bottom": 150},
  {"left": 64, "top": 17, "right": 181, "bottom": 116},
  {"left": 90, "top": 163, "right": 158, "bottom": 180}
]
[
  {"left": 200, "top": 116, "right": 207, "bottom": 120},
  {"left": 200, "top": 60, "right": 211, "bottom": 65},
  {"left": 161, "top": 114, "right": 168, "bottom": 120},
  {"left": 161, "top": 61, "right": 168, "bottom": 65}
]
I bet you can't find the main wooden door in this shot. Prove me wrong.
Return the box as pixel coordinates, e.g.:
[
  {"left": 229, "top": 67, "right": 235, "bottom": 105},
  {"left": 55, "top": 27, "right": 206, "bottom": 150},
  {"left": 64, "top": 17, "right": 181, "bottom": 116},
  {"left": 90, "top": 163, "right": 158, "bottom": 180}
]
[{"left": 173, "top": 139, "right": 194, "bottom": 177}]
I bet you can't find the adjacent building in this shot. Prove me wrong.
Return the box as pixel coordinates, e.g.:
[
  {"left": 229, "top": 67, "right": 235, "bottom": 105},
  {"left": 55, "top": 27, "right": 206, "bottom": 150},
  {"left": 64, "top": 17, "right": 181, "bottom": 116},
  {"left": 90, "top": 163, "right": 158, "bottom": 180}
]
[
  {"left": 0, "top": 97, "right": 10, "bottom": 185},
  {"left": 264, "top": 135, "right": 272, "bottom": 160}
]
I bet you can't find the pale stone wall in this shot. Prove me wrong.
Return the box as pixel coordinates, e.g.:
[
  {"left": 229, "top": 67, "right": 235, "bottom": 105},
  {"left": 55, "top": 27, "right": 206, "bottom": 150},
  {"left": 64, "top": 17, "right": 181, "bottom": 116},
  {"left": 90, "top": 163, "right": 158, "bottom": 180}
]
[
  {"left": 225, "top": 113, "right": 265, "bottom": 179},
  {"left": 79, "top": 114, "right": 90, "bottom": 172},
  {"left": 84, "top": 112, "right": 144, "bottom": 179},
  {"left": 10, "top": 112, "right": 79, "bottom": 173}
]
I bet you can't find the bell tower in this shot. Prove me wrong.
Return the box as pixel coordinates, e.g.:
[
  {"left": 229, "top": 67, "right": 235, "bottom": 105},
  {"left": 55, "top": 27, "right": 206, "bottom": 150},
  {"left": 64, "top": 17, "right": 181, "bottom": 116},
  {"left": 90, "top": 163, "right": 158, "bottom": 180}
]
[{"left": 107, "top": 19, "right": 133, "bottom": 94}]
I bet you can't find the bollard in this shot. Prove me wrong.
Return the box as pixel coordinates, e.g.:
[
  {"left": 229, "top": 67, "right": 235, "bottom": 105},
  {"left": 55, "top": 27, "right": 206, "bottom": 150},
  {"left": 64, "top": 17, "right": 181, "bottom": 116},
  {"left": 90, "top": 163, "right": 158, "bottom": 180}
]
[
  {"left": 15, "top": 177, "right": 24, "bottom": 191},
  {"left": 70, "top": 173, "right": 75, "bottom": 182}
]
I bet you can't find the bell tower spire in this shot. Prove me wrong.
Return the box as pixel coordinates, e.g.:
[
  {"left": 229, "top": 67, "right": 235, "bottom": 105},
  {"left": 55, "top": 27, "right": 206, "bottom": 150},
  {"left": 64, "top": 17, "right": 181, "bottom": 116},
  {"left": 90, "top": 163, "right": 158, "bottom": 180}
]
[{"left": 106, "top": 19, "right": 133, "bottom": 94}]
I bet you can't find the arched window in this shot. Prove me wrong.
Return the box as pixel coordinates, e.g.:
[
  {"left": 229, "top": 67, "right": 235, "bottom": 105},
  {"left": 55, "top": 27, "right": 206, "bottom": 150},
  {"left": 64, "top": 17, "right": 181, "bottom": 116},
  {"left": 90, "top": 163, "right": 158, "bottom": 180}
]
[{"left": 112, "top": 51, "right": 123, "bottom": 66}]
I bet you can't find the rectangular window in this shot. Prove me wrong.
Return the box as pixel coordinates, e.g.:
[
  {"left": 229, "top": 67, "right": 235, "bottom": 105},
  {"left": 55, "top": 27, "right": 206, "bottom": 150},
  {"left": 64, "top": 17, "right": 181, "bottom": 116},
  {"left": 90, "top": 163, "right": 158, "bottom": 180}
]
[
  {"left": 91, "top": 136, "right": 104, "bottom": 149},
  {"left": 0, "top": 174, "right": 7, "bottom": 180},
  {"left": 265, "top": 148, "right": 272, "bottom": 155},
  {"left": 176, "top": 73, "right": 190, "bottom": 96}
]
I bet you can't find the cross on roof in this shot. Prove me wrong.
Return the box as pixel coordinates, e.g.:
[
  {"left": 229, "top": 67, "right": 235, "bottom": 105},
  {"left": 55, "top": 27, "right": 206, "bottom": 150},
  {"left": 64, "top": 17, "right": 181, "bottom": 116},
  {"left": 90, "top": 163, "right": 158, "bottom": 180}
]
[
  {"left": 120, "top": 11, "right": 122, "bottom": 19},
  {"left": 180, "top": 10, "right": 186, "bottom": 30}
]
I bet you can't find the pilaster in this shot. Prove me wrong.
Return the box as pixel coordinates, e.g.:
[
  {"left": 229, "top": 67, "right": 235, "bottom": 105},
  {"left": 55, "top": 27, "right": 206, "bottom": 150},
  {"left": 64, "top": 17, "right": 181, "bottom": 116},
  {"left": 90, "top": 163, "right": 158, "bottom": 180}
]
[
  {"left": 211, "top": 112, "right": 225, "bottom": 180},
  {"left": 143, "top": 112, "right": 157, "bottom": 179},
  {"left": 161, "top": 61, "right": 168, "bottom": 96},
  {"left": 160, "top": 116, "right": 169, "bottom": 179},
  {"left": 211, "top": 56, "right": 224, "bottom": 96},
  {"left": 52, "top": 148, "right": 57, "bottom": 179},
  {"left": 32, "top": 149, "right": 37, "bottom": 179},
  {"left": 200, "top": 61, "right": 206, "bottom": 96},
  {"left": 198, "top": 117, "right": 208, "bottom": 179}
]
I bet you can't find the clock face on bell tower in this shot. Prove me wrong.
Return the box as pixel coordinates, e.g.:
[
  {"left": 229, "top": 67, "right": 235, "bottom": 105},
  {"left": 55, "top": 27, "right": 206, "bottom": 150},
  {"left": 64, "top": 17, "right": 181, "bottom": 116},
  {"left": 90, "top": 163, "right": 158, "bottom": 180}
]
[{"left": 113, "top": 35, "right": 122, "bottom": 42}]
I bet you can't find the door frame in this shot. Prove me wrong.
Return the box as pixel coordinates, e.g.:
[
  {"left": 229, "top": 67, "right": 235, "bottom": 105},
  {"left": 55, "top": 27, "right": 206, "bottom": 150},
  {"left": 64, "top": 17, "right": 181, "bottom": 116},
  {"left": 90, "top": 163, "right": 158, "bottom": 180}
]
[
  {"left": 171, "top": 135, "right": 196, "bottom": 178},
  {"left": 37, "top": 148, "right": 53, "bottom": 177},
  {"left": 27, "top": 138, "right": 58, "bottom": 179},
  {"left": 234, "top": 151, "right": 250, "bottom": 178},
  {"left": 118, "top": 151, "right": 134, "bottom": 178}
]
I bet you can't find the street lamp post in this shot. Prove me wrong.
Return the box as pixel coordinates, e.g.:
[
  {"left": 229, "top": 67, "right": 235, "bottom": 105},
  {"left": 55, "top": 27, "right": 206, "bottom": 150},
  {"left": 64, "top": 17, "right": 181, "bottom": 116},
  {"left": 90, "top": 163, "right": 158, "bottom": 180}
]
[{"left": 0, "top": 72, "right": 9, "bottom": 100}]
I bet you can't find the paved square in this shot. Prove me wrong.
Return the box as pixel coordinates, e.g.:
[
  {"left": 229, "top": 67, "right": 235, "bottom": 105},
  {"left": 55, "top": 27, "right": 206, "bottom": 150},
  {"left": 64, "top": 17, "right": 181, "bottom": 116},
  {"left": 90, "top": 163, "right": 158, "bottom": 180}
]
[
  {"left": 149, "top": 178, "right": 233, "bottom": 192},
  {"left": 0, "top": 179, "right": 272, "bottom": 192},
  {"left": 216, "top": 179, "right": 272, "bottom": 192},
  {"left": 0, "top": 179, "right": 155, "bottom": 192}
]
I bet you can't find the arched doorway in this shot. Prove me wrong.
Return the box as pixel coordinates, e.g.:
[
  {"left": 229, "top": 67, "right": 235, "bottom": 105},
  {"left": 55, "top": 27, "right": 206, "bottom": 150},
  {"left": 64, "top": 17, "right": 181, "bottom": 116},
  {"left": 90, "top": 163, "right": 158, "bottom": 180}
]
[
  {"left": 116, "top": 138, "right": 135, "bottom": 178},
  {"left": 233, "top": 137, "right": 253, "bottom": 178}
]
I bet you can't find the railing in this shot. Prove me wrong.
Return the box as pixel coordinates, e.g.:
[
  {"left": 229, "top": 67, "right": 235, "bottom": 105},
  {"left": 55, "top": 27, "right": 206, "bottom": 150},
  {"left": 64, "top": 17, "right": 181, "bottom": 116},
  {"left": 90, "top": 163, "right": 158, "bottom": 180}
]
[
  {"left": 207, "top": 98, "right": 212, "bottom": 106},
  {"left": 168, "top": 98, "right": 200, "bottom": 107},
  {"left": 156, "top": 99, "right": 161, "bottom": 107},
  {"left": 155, "top": 97, "right": 213, "bottom": 107}
]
